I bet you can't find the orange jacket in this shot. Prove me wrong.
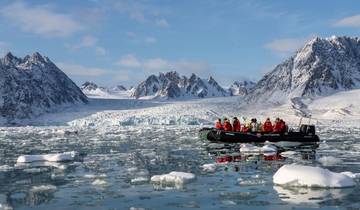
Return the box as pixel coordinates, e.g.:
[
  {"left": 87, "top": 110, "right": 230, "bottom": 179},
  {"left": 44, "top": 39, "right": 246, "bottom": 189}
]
[
  {"left": 232, "top": 119, "right": 241, "bottom": 132},
  {"left": 223, "top": 121, "right": 233, "bottom": 131},
  {"left": 215, "top": 121, "right": 223, "bottom": 130},
  {"left": 263, "top": 121, "right": 273, "bottom": 132}
]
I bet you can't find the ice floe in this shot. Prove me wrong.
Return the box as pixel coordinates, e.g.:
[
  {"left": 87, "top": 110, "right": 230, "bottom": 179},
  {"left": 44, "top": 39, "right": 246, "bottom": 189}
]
[
  {"left": 201, "top": 163, "right": 217, "bottom": 173},
  {"left": 150, "top": 171, "right": 196, "bottom": 185},
  {"left": 17, "top": 151, "right": 78, "bottom": 163},
  {"left": 239, "top": 143, "right": 277, "bottom": 154},
  {"left": 273, "top": 164, "right": 356, "bottom": 188},
  {"left": 30, "top": 185, "right": 57, "bottom": 192}
]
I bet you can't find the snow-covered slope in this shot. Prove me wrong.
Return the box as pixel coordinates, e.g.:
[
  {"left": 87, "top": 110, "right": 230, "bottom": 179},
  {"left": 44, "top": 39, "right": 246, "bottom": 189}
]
[
  {"left": 0, "top": 52, "right": 87, "bottom": 123},
  {"left": 81, "top": 81, "right": 131, "bottom": 99},
  {"left": 247, "top": 36, "right": 360, "bottom": 104},
  {"left": 229, "top": 80, "right": 256, "bottom": 96},
  {"left": 131, "top": 71, "right": 230, "bottom": 99}
]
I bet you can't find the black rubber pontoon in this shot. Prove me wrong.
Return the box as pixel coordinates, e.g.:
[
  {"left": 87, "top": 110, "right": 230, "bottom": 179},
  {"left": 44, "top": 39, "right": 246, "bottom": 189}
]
[{"left": 199, "top": 124, "right": 320, "bottom": 143}]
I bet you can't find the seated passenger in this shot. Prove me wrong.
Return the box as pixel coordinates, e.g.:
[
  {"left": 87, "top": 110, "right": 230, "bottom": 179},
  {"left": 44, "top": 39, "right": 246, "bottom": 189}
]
[
  {"left": 242, "top": 123, "right": 250, "bottom": 133},
  {"left": 215, "top": 118, "right": 223, "bottom": 130},
  {"left": 250, "top": 118, "right": 258, "bottom": 132},
  {"left": 223, "top": 118, "right": 233, "bottom": 131},
  {"left": 263, "top": 118, "right": 273, "bottom": 133},
  {"left": 273, "top": 118, "right": 282, "bottom": 133},
  {"left": 279, "top": 119, "right": 287, "bottom": 132},
  {"left": 232, "top": 117, "right": 241, "bottom": 132}
]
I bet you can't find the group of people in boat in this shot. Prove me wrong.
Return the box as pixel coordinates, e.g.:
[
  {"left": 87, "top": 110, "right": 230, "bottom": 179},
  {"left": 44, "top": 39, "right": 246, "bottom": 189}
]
[{"left": 215, "top": 117, "right": 287, "bottom": 133}]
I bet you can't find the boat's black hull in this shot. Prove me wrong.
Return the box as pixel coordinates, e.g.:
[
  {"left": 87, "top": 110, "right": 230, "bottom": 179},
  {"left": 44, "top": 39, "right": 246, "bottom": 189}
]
[{"left": 199, "top": 127, "right": 320, "bottom": 143}]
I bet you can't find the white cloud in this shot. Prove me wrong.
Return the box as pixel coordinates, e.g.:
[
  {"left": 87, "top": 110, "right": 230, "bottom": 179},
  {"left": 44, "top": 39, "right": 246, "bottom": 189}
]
[
  {"left": 155, "top": 18, "right": 169, "bottom": 27},
  {"left": 0, "top": 2, "right": 83, "bottom": 37},
  {"left": 265, "top": 36, "right": 315, "bottom": 56},
  {"left": 144, "top": 36, "right": 157, "bottom": 44},
  {"left": 115, "top": 54, "right": 142, "bottom": 68},
  {"left": 56, "top": 62, "right": 109, "bottom": 77},
  {"left": 334, "top": 15, "right": 360, "bottom": 27},
  {"left": 115, "top": 54, "right": 211, "bottom": 77},
  {"left": 67, "top": 35, "right": 106, "bottom": 56}
]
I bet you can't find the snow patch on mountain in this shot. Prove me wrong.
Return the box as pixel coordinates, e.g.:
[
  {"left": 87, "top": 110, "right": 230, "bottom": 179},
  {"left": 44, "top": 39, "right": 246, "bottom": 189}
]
[
  {"left": 81, "top": 81, "right": 132, "bottom": 99},
  {"left": 229, "top": 80, "right": 256, "bottom": 96},
  {"left": 247, "top": 36, "right": 360, "bottom": 104},
  {"left": 0, "top": 52, "right": 87, "bottom": 124},
  {"left": 131, "top": 71, "right": 230, "bottom": 99}
]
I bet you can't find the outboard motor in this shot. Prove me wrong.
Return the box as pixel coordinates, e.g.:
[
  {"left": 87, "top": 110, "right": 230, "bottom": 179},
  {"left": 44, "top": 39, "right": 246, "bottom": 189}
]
[{"left": 299, "top": 124, "right": 316, "bottom": 135}]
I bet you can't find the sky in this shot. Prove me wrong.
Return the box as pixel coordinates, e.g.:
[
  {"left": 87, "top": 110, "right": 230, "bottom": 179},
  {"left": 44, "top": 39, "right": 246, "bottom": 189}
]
[{"left": 1, "top": 0, "right": 360, "bottom": 87}]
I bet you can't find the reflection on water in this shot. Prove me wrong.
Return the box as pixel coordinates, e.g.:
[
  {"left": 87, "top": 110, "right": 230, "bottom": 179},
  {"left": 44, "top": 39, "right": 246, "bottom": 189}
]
[{"left": 273, "top": 186, "right": 354, "bottom": 205}]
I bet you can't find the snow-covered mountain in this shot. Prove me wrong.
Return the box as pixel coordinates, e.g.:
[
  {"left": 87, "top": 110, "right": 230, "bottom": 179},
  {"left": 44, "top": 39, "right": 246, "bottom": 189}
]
[
  {"left": 0, "top": 52, "right": 87, "bottom": 122},
  {"left": 247, "top": 36, "right": 360, "bottom": 104},
  {"left": 229, "top": 80, "right": 256, "bottom": 96},
  {"left": 81, "top": 81, "right": 130, "bottom": 99},
  {"left": 131, "top": 71, "right": 230, "bottom": 99}
]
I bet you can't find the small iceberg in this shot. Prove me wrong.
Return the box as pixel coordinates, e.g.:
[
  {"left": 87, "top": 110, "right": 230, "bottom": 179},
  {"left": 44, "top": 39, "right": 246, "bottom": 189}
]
[
  {"left": 239, "top": 144, "right": 277, "bottom": 153},
  {"left": 201, "top": 163, "right": 216, "bottom": 173},
  {"left": 273, "top": 164, "right": 355, "bottom": 188},
  {"left": 17, "top": 151, "right": 78, "bottom": 163},
  {"left": 151, "top": 171, "right": 196, "bottom": 185}
]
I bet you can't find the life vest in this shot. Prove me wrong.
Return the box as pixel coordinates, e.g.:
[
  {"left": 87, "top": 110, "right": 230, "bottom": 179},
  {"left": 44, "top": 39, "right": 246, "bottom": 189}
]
[
  {"left": 263, "top": 121, "right": 273, "bottom": 132},
  {"left": 223, "top": 121, "right": 233, "bottom": 131},
  {"left": 232, "top": 119, "right": 241, "bottom": 132},
  {"left": 215, "top": 121, "right": 223, "bottom": 130}
]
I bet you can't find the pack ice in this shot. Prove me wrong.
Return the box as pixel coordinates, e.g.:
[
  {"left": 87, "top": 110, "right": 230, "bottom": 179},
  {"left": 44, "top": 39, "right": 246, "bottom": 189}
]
[{"left": 17, "top": 151, "right": 78, "bottom": 163}]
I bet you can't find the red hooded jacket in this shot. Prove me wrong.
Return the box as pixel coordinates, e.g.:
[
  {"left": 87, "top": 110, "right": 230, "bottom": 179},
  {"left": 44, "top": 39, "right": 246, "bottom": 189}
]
[
  {"left": 232, "top": 119, "right": 241, "bottom": 132},
  {"left": 223, "top": 121, "right": 233, "bottom": 131}
]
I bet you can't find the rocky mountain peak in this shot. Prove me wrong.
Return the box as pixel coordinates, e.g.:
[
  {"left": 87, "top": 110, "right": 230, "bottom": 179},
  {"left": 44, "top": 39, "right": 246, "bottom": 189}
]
[
  {"left": 247, "top": 36, "right": 360, "bottom": 104},
  {"left": 131, "top": 71, "right": 230, "bottom": 99}
]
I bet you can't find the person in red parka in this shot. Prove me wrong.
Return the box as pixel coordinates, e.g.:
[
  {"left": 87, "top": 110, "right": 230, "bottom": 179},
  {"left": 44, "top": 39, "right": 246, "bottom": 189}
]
[
  {"left": 273, "top": 118, "right": 282, "bottom": 133},
  {"left": 215, "top": 118, "right": 223, "bottom": 130},
  {"left": 262, "top": 118, "right": 273, "bottom": 133},
  {"left": 223, "top": 118, "right": 233, "bottom": 131},
  {"left": 279, "top": 119, "right": 287, "bottom": 132},
  {"left": 232, "top": 117, "right": 241, "bottom": 132}
]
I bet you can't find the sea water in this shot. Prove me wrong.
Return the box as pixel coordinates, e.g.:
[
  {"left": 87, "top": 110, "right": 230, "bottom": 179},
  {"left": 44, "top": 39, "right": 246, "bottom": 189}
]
[{"left": 0, "top": 125, "right": 359, "bottom": 210}]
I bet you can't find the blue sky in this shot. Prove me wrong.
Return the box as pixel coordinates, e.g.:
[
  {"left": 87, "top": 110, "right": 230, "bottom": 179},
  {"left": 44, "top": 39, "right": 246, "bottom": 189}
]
[{"left": 1, "top": 0, "right": 360, "bottom": 87}]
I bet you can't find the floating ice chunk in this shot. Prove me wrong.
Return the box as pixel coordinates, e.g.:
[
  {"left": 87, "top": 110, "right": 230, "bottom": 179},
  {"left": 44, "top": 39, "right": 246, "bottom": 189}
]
[
  {"left": 201, "top": 163, "right": 216, "bottom": 173},
  {"left": 341, "top": 171, "right": 360, "bottom": 179},
  {"left": 151, "top": 171, "right": 196, "bottom": 185},
  {"left": 31, "top": 185, "right": 57, "bottom": 192},
  {"left": 0, "top": 165, "right": 12, "bottom": 172},
  {"left": 92, "top": 179, "right": 107, "bottom": 186},
  {"left": 273, "top": 164, "right": 355, "bottom": 188},
  {"left": 261, "top": 144, "right": 277, "bottom": 153},
  {"left": 131, "top": 177, "right": 149, "bottom": 184},
  {"left": 239, "top": 144, "right": 260, "bottom": 153},
  {"left": 17, "top": 151, "right": 78, "bottom": 163},
  {"left": 280, "top": 151, "right": 299, "bottom": 158},
  {"left": 318, "top": 156, "right": 343, "bottom": 166},
  {"left": 84, "top": 173, "right": 107, "bottom": 179},
  {"left": 240, "top": 144, "right": 277, "bottom": 154}
]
